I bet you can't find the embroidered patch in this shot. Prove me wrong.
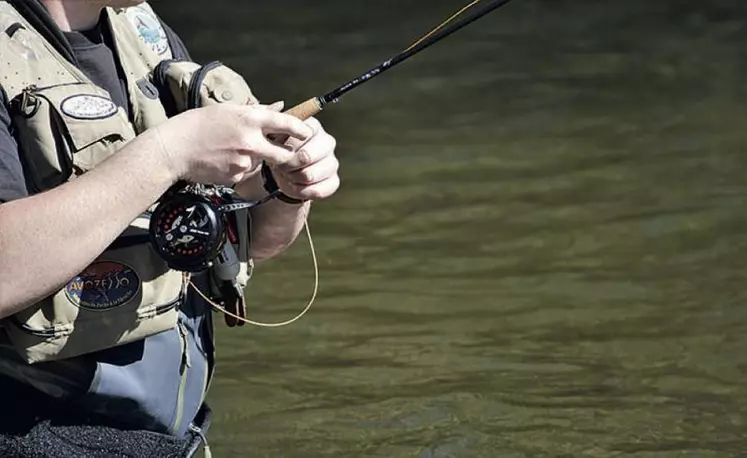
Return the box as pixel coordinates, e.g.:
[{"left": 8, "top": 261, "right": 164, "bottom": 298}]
[
  {"left": 125, "top": 6, "right": 170, "bottom": 56},
  {"left": 65, "top": 261, "right": 141, "bottom": 311},
  {"left": 60, "top": 94, "right": 118, "bottom": 120}
]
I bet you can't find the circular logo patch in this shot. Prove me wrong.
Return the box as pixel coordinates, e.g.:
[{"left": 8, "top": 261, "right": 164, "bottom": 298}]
[
  {"left": 126, "top": 7, "right": 170, "bottom": 56},
  {"left": 60, "top": 94, "right": 118, "bottom": 120},
  {"left": 65, "top": 261, "right": 141, "bottom": 311}
]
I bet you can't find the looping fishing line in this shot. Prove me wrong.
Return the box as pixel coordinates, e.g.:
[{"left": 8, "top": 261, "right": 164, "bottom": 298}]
[{"left": 189, "top": 218, "right": 319, "bottom": 327}]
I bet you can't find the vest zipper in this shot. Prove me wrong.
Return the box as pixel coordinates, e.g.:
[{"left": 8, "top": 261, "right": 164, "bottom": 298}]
[
  {"left": 155, "top": 297, "right": 180, "bottom": 315},
  {"left": 10, "top": 296, "right": 180, "bottom": 338},
  {"left": 16, "top": 82, "right": 85, "bottom": 119},
  {"left": 23, "top": 81, "right": 86, "bottom": 92},
  {"left": 9, "top": 317, "right": 58, "bottom": 338},
  {"left": 173, "top": 320, "right": 191, "bottom": 433},
  {"left": 187, "top": 61, "right": 223, "bottom": 110}
]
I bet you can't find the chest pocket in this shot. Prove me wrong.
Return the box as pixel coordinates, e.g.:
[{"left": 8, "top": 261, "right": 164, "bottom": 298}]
[{"left": 9, "top": 82, "right": 135, "bottom": 193}]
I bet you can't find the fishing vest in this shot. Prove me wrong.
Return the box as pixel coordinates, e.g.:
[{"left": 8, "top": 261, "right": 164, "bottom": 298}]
[{"left": 0, "top": 2, "right": 258, "bottom": 364}]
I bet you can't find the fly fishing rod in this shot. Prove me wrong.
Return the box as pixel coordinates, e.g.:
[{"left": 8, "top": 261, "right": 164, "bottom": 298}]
[
  {"left": 284, "top": 0, "right": 516, "bottom": 120},
  {"left": 151, "top": 0, "right": 517, "bottom": 274}
]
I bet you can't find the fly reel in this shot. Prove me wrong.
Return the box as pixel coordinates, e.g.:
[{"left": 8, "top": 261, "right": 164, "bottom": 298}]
[{"left": 149, "top": 183, "right": 262, "bottom": 272}]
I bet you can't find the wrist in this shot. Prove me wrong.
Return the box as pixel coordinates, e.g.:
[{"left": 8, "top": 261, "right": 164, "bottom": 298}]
[{"left": 150, "top": 126, "right": 182, "bottom": 184}]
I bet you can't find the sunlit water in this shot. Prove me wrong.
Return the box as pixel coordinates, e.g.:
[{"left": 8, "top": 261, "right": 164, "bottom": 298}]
[{"left": 159, "top": 0, "right": 747, "bottom": 456}]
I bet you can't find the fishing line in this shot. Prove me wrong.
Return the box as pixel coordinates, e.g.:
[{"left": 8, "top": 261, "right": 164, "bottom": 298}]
[
  {"left": 191, "top": 219, "right": 319, "bottom": 327},
  {"left": 402, "top": 0, "right": 484, "bottom": 53}
]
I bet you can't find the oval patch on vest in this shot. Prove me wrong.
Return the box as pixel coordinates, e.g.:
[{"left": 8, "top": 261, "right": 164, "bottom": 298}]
[
  {"left": 65, "top": 261, "right": 141, "bottom": 311},
  {"left": 60, "top": 95, "right": 118, "bottom": 120},
  {"left": 125, "top": 7, "right": 170, "bottom": 56}
]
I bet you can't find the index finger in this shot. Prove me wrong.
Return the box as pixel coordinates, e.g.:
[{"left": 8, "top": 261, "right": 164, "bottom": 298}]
[{"left": 258, "top": 111, "right": 313, "bottom": 143}]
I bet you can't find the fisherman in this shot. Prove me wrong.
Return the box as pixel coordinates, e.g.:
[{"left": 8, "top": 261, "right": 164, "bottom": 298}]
[{"left": 0, "top": 0, "right": 340, "bottom": 456}]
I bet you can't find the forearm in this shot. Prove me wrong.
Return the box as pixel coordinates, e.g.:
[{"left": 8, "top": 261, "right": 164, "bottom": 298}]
[
  {"left": 0, "top": 131, "right": 175, "bottom": 317},
  {"left": 234, "top": 171, "right": 310, "bottom": 261}
]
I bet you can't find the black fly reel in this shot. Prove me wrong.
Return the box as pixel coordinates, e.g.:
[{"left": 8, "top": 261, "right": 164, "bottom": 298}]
[{"left": 149, "top": 183, "right": 267, "bottom": 272}]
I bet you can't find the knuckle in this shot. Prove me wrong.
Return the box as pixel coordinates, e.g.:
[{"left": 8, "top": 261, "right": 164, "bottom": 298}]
[
  {"left": 294, "top": 119, "right": 311, "bottom": 136},
  {"left": 272, "top": 113, "right": 292, "bottom": 128},
  {"left": 241, "top": 108, "right": 264, "bottom": 125},
  {"left": 296, "top": 148, "right": 312, "bottom": 166},
  {"left": 229, "top": 172, "right": 245, "bottom": 185},
  {"left": 298, "top": 168, "right": 315, "bottom": 184},
  {"left": 238, "top": 156, "right": 254, "bottom": 171},
  {"left": 306, "top": 117, "right": 322, "bottom": 130}
]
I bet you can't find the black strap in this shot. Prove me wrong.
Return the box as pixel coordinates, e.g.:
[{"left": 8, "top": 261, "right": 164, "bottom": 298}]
[{"left": 261, "top": 162, "right": 307, "bottom": 205}]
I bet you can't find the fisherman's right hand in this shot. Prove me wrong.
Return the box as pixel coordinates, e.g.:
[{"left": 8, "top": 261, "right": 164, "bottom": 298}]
[{"left": 152, "top": 103, "right": 313, "bottom": 185}]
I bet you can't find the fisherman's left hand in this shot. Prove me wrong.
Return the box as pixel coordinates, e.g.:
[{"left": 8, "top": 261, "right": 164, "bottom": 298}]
[{"left": 269, "top": 116, "right": 340, "bottom": 201}]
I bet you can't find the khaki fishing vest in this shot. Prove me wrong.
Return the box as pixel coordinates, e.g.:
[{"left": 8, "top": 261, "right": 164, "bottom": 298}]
[{"left": 0, "top": 2, "right": 258, "bottom": 364}]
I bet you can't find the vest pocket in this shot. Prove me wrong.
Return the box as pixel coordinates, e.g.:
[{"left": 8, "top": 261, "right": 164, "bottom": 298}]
[
  {"left": 3, "top": 229, "right": 184, "bottom": 364},
  {"left": 10, "top": 82, "right": 135, "bottom": 193},
  {"left": 152, "top": 60, "right": 259, "bottom": 114}
]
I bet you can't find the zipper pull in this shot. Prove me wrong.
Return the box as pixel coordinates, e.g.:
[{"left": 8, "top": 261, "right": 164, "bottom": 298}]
[
  {"left": 18, "top": 85, "right": 39, "bottom": 118},
  {"left": 178, "top": 321, "right": 191, "bottom": 374},
  {"left": 188, "top": 423, "right": 212, "bottom": 458}
]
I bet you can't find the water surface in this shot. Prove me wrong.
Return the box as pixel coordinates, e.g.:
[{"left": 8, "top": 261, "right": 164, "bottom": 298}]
[{"left": 159, "top": 1, "right": 747, "bottom": 456}]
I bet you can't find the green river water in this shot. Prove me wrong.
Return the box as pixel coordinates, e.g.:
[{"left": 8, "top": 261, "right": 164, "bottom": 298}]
[{"left": 159, "top": 0, "right": 747, "bottom": 456}]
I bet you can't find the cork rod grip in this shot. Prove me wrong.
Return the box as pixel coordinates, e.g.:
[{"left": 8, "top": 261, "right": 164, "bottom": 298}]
[{"left": 285, "top": 97, "right": 323, "bottom": 120}]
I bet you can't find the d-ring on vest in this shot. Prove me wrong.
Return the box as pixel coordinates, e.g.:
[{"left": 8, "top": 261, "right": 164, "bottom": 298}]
[{"left": 0, "top": 2, "right": 259, "bottom": 364}]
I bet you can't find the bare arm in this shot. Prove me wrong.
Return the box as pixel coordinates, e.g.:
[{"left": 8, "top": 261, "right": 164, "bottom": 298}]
[
  {"left": 235, "top": 170, "right": 310, "bottom": 261},
  {"left": 0, "top": 130, "right": 175, "bottom": 317},
  {"left": 0, "top": 104, "right": 313, "bottom": 317}
]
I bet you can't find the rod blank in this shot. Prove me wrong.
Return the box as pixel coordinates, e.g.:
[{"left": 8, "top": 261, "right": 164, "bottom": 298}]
[{"left": 284, "top": 0, "right": 516, "bottom": 119}]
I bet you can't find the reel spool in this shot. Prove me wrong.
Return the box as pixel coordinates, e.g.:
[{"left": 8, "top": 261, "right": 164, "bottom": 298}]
[
  {"left": 149, "top": 188, "right": 226, "bottom": 272},
  {"left": 149, "top": 184, "right": 261, "bottom": 272}
]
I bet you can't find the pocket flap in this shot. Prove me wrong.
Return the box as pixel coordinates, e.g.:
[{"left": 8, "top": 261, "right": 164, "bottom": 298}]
[{"left": 33, "top": 83, "right": 134, "bottom": 152}]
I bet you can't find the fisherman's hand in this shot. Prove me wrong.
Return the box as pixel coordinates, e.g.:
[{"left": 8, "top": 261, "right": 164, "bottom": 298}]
[
  {"left": 267, "top": 117, "right": 340, "bottom": 201},
  {"left": 154, "top": 104, "right": 313, "bottom": 185}
]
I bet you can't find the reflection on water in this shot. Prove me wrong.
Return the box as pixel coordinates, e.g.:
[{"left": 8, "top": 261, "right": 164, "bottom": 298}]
[{"left": 160, "top": 0, "right": 747, "bottom": 456}]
